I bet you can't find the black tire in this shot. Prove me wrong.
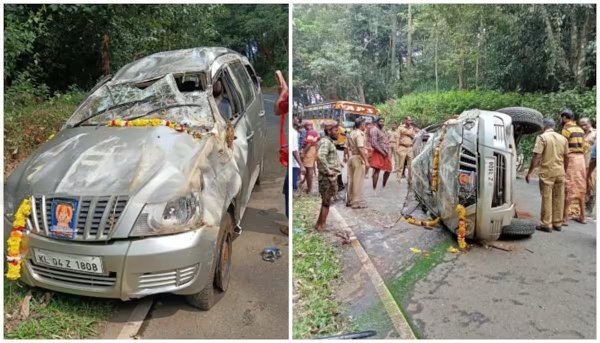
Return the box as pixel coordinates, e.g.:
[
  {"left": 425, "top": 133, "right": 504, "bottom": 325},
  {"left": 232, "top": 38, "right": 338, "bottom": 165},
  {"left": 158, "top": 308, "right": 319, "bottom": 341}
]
[
  {"left": 495, "top": 107, "right": 544, "bottom": 135},
  {"left": 185, "top": 213, "right": 234, "bottom": 310},
  {"left": 501, "top": 218, "right": 536, "bottom": 236}
]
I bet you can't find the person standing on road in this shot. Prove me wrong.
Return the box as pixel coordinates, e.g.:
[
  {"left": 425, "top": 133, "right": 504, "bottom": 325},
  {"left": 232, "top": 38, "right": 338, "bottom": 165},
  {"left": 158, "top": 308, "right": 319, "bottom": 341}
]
[
  {"left": 314, "top": 122, "right": 342, "bottom": 231},
  {"left": 560, "top": 109, "right": 587, "bottom": 225},
  {"left": 301, "top": 121, "right": 319, "bottom": 194},
  {"left": 364, "top": 121, "right": 374, "bottom": 178},
  {"left": 387, "top": 122, "right": 399, "bottom": 173},
  {"left": 291, "top": 117, "right": 305, "bottom": 193},
  {"left": 369, "top": 117, "right": 392, "bottom": 190},
  {"left": 588, "top": 141, "right": 596, "bottom": 185},
  {"left": 344, "top": 117, "right": 370, "bottom": 209},
  {"left": 526, "top": 118, "right": 569, "bottom": 232},
  {"left": 396, "top": 116, "right": 416, "bottom": 184},
  {"left": 274, "top": 71, "right": 289, "bottom": 236},
  {"left": 580, "top": 117, "right": 596, "bottom": 216}
]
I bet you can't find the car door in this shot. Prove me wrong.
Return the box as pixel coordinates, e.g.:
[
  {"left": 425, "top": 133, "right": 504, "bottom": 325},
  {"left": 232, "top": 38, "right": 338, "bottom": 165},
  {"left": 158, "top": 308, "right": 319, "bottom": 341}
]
[
  {"left": 216, "top": 65, "right": 254, "bottom": 220},
  {"left": 227, "top": 60, "right": 265, "bottom": 183}
]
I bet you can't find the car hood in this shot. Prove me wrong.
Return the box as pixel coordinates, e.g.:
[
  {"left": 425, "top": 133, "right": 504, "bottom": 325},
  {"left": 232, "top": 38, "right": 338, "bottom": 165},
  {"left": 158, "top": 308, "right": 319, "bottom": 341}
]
[{"left": 9, "top": 126, "right": 210, "bottom": 200}]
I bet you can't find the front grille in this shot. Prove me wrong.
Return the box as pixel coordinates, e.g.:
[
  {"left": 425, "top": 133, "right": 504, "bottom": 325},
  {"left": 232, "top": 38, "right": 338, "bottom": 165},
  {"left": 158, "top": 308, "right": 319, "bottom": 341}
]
[
  {"left": 459, "top": 148, "right": 477, "bottom": 172},
  {"left": 29, "top": 261, "right": 117, "bottom": 287},
  {"left": 492, "top": 153, "right": 506, "bottom": 207},
  {"left": 137, "top": 264, "right": 198, "bottom": 290},
  {"left": 30, "top": 195, "right": 129, "bottom": 241}
]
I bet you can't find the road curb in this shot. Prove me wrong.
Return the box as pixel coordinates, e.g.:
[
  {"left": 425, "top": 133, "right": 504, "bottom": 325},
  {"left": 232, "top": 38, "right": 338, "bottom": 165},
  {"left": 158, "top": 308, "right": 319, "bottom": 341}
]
[{"left": 330, "top": 206, "right": 417, "bottom": 340}]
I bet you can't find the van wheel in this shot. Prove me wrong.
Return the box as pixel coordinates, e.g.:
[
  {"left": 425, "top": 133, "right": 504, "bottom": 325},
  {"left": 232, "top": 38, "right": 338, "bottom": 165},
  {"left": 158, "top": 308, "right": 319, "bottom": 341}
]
[
  {"left": 185, "top": 213, "right": 234, "bottom": 310},
  {"left": 495, "top": 107, "right": 544, "bottom": 135},
  {"left": 501, "top": 218, "right": 536, "bottom": 237}
]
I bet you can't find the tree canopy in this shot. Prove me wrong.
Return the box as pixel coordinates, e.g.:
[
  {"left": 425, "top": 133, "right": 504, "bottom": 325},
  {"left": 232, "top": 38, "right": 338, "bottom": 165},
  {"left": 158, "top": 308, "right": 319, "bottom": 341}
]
[
  {"left": 293, "top": 4, "right": 596, "bottom": 105},
  {"left": 4, "top": 4, "right": 289, "bottom": 92}
]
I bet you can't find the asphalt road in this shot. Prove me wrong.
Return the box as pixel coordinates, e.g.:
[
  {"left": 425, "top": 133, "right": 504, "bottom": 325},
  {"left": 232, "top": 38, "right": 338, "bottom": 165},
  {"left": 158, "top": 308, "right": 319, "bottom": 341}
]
[
  {"left": 328, "top": 153, "right": 596, "bottom": 339},
  {"left": 102, "top": 92, "right": 289, "bottom": 339}
]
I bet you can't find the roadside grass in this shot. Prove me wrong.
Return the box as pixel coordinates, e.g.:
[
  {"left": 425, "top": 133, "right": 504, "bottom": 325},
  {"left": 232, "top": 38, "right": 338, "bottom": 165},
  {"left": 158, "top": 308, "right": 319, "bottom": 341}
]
[
  {"left": 386, "top": 237, "right": 455, "bottom": 338},
  {"left": 4, "top": 91, "right": 85, "bottom": 178},
  {"left": 292, "top": 195, "right": 353, "bottom": 339},
  {"left": 4, "top": 280, "right": 117, "bottom": 339}
]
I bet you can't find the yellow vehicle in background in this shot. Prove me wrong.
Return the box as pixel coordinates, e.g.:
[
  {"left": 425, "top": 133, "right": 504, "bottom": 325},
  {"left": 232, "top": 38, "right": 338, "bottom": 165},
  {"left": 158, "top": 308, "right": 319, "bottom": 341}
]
[{"left": 297, "top": 101, "right": 378, "bottom": 148}]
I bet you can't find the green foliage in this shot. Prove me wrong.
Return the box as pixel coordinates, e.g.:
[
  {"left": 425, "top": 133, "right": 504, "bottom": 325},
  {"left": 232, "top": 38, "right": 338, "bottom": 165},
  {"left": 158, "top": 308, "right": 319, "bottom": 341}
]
[
  {"left": 292, "top": 196, "right": 352, "bottom": 339},
  {"left": 4, "top": 4, "right": 288, "bottom": 92},
  {"left": 4, "top": 281, "right": 116, "bottom": 339},
  {"left": 293, "top": 4, "right": 596, "bottom": 105},
  {"left": 377, "top": 88, "right": 597, "bottom": 129}
]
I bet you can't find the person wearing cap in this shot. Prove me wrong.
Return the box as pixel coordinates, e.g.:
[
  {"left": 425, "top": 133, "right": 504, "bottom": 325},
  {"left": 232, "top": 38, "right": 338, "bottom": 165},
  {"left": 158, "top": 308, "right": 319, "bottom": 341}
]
[
  {"left": 560, "top": 108, "right": 587, "bottom": 225},
  {"left": 368, "top": 117, "right": 392, "bottom": 189},
  {"left": 345, "top": 117, "right": 370, "bottom": 208},
  {"left": 314, "top": 121, "right": 342, "bottom": 231}
]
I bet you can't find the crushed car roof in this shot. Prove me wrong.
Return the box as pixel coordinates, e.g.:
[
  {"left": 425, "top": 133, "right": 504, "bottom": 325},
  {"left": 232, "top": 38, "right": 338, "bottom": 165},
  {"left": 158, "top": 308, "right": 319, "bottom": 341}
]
[{"left": 113, "top": 47, "right": 240, "bottom": 83}]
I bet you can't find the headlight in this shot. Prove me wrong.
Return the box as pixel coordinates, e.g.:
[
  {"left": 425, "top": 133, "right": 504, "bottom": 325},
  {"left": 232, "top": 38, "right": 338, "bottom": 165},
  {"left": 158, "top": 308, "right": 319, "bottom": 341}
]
[
  {"left": 4, "top": 189, "right": 15, "bottom": 219},
  {"left": 129, "top": 192, "right": 202, "bottom": 237}
]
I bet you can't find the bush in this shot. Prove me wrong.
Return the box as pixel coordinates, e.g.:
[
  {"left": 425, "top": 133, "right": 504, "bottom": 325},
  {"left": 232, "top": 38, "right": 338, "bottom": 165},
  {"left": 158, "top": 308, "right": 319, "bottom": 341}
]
[{"left": 378, "top": 88, "right": 597, "bottom": 129}]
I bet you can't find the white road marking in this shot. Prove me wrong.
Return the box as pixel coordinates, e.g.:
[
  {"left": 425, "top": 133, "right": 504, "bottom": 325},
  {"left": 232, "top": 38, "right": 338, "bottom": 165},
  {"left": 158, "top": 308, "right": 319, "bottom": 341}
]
[
  {"left": 330, "top": 207, "right": 417, "bottom": 340},
  {"left": 116, "top": 297, "right": 155, "bottom": 339}
]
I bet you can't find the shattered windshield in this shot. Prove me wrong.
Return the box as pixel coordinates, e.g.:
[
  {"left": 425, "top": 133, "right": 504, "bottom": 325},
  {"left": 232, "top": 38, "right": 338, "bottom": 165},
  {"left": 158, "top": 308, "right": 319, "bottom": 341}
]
[
  {"left": 66, "top": 74, "right": 214, "bottom": 128},
  {"left": 344, "top": 113, "right": 372, "bottom": 127}
]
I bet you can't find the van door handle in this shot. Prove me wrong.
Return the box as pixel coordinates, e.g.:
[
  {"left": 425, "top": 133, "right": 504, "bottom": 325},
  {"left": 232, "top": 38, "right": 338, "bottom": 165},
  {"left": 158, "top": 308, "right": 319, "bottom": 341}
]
[
  {"left": 246, "top": 131, "right": 255, "bottom": 140},
  {"left": 258, "top": 110, "right": 266, "bottom": 117}
]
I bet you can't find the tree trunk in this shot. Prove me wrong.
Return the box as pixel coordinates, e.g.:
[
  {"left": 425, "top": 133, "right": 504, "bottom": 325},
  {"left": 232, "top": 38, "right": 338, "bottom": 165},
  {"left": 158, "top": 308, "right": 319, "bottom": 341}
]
[
  {"left": 407, "top": 4, "right": 413, "bottom": 74},
  {"left": 434, "top": 14, "right": 439, "bottom": 93},
  {"left": 458, "top": 47, "right": 466, "bottom": 90},
  {"left": 390, "top": 8, "right": 397, "bottom": 81},
  {"left": 475, "top": 16, "right": 482, "bottom": 90},
  {"left": 576, "top": 8, "right": 591, "bottom": 88},
  {"left": 101, "top": 34, "right": 110, "bottom": 76},
  {"left": 357, "top": 82, "right": 366, "bottom": 104}
]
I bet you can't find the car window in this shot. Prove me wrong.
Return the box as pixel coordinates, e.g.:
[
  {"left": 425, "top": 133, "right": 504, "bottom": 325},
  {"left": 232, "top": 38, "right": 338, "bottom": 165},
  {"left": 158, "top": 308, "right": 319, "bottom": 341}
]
[
  {"left": 220, "top": 69, "right": 244, "bottom": 118},
  {"left": 244, "top": 64, "right": 260, "bottom": 91},
  {"left": 227, "top": 61, "right": 255, "bottom": 110}
]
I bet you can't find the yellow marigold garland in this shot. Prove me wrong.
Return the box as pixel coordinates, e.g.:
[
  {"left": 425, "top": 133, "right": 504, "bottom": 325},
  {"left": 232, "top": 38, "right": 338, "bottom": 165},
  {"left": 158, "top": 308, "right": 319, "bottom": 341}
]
[
  {"left": 405, "top": 216, "right": 441, "bottom": 227},
  {"left": 431, "top": 122, "right": 449, "bottom": 192},
  {"left": 6, "top": 198, "right": 32, "bottom": 280},
  {"left": 456, "top": 204, "right": 467, "bottom": 250},
  {"left": 107, "top": 119, "right": 203, "bottom": 139}
]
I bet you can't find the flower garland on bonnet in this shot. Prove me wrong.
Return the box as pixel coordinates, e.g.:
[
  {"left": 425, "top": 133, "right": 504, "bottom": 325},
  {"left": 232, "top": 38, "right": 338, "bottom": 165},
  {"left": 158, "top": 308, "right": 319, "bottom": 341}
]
[{"left": 6, "top": 199, "right": 32, "bottom": 280}]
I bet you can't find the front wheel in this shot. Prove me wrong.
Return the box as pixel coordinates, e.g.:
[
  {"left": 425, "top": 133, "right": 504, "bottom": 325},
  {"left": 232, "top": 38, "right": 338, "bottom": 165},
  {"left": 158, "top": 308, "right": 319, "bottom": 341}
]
[{"left": 185, "top": 213, "right": 234, "bottom": 310}]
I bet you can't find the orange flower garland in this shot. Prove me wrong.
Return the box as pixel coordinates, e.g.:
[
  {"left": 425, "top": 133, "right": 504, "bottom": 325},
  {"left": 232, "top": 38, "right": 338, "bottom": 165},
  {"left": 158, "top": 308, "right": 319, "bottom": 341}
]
[
  {"left": 6, "top": 198, "right": 32, "bottom": 280},
  {"left": 107, "top": 119, "right": 203, "bottom": 139},
  {"left": 405, "top": 216, "right": 441, "bottom": 227},
  {"left": 456, "top": 204, "right": 467, "bottom": 250},
  {"left": 431, "top": 122, "right": 449, "bottom": 192}
]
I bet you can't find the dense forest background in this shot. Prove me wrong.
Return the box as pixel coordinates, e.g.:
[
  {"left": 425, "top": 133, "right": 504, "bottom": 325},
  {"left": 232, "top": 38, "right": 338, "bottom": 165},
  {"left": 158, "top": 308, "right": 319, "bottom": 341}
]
[
  {"left": 293, "top": 4, "right": 596, "bottom": 132},
  {"left": 5, "top": 4, "right": 288, "bottom": 94},
  {"left": 4, "top": 4, "right": 288, "bottom": 175}
]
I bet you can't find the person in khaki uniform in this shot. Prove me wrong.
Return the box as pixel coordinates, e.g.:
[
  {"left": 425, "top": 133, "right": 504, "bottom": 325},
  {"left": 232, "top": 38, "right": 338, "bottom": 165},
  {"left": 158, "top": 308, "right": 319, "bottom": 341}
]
[
  {"left": 580, "top": 117, "right": 596, "bottom": 215},
  {"left": 314, "top": 121, "right": 342, "bottom": 232},
  {"left": 344, "top": 117, "right": 370, "bottom": 209},
  {"left": 526, "top": 118, "right": 569, "bottom": 232},
  {"left": 387, "top": 122, "right": 399, "bottom": 172},
  {"left": 396, "top": 116, "right": 416, "bottom": 184}
]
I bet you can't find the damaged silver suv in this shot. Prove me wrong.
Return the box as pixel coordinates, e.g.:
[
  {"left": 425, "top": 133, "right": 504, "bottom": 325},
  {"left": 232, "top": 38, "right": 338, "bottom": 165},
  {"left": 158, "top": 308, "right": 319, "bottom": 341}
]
[
  {"left": 4, "top": 47, "right": 266, "bottom": 310},
  {"left": 411, "top": 107, "right": 542, "bottom": 242}
]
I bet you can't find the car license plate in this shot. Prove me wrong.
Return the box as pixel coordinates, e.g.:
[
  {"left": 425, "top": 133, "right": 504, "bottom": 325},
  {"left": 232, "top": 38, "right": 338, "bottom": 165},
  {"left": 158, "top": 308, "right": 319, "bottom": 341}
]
[
  {"left": 33, "top": 249, "right": 104, "bottom": 274},
  {"left": 485, "top": 158, "right": 495, "bottom": 188}
]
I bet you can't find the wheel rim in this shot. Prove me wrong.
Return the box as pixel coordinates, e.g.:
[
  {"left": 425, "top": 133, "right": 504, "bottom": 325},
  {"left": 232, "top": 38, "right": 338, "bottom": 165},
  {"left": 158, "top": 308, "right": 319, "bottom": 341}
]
[{"left": 216, "top": 234, "right": 231, "bottom": 292}]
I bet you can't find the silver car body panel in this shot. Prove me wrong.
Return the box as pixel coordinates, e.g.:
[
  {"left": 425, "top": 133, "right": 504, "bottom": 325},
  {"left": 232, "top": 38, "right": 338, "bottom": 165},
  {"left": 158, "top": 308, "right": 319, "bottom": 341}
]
[
  {"left": 4, "top": 47, "right": 265, "bottom": 299},
  {"left": 412, "top": 109, "right": 516, "bottom": 241}
]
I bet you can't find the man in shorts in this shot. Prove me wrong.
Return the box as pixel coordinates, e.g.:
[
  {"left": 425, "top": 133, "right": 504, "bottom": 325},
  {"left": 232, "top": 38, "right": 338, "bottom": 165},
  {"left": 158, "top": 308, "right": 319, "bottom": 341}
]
[{"left": 314, "top": 121, "right": 341, "bottom": 231}]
